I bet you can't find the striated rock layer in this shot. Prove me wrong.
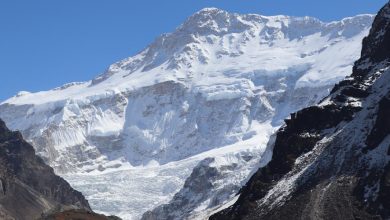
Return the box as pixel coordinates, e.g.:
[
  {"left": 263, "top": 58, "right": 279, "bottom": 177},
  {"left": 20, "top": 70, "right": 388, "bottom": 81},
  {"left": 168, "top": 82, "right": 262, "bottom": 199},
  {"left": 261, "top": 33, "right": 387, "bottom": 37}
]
[{"left": 211, "top": 2, "right": 390, "bottom": 220}]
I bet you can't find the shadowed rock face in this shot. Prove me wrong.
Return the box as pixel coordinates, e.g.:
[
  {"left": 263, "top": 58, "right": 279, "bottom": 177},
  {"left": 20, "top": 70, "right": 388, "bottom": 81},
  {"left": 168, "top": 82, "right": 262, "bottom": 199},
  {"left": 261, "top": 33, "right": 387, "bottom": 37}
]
[
  {"left": 0, "top": 119, "right": 91, "bottom": 220},
  {"left": 38, "top": 209, "right": 122, "bottom": 220},
  {"left": 211, "top": 2, "right": 390, "bottom": 220}
]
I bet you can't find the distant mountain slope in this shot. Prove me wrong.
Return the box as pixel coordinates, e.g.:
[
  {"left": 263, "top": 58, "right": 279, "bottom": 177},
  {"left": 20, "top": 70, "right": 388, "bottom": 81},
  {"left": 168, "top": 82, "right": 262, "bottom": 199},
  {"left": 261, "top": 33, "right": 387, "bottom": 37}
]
[
  {"left": 0, "top": 8, "right": 374, "bottom": 219},
  {"left": 0, "top": 119, "right": 91, "bottom": 220},
  {"left": 211, "top": 2, "right": 390, "bottom": 219}
]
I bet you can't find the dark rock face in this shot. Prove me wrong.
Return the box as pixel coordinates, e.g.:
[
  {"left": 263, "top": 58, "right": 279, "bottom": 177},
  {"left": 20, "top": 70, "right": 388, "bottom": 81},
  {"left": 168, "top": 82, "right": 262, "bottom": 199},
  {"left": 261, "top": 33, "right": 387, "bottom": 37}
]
[
  {"left": 39, "top": 209, "right": 122, "bottom": 220},
  {"left": 142, "top": 157, "right": 253, "bottom": 220},
  {"left": 0, "top": 119, "right": 91, "bottom": 220},
  {"left": 211, "top": 2, "right": 390, "bottom": 220},
  {"left": 359, "top": 3, "right": 390, "bottom": 64},
  {"left": 142, "top": 158, "right": 221, "bottom": 220},
  {"left": 365, "top": 95, "right": 390, "bottom": 151}
]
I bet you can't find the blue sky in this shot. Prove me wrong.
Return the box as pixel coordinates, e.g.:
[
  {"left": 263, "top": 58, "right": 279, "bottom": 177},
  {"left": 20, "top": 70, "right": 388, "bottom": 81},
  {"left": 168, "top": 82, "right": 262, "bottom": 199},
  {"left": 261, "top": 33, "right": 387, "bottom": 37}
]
[{"left": 0, "top": 0, "right": 387, "bottom": 101}]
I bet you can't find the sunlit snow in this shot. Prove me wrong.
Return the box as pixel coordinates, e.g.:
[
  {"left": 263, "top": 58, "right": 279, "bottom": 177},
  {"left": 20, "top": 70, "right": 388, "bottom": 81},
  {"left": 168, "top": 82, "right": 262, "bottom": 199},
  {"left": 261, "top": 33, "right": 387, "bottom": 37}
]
[{"left": 0, "top": 8, "right": 374, "bottom": 219}]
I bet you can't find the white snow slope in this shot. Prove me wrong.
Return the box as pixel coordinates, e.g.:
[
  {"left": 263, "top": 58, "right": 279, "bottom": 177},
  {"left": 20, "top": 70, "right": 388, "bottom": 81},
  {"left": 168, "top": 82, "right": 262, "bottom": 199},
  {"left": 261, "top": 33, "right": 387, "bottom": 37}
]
[{"left": 0, "top": 8, "right": 373, "bottom": 219}]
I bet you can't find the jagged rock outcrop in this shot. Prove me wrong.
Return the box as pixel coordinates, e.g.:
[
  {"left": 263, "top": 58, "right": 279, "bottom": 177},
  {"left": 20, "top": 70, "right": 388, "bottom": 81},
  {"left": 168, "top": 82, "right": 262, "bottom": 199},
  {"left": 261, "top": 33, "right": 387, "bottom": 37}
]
[
  {"left": 0, "top": 119, "right": 91, "bottom": 220},
  {"left": 211, "top": 2, "right": 390, "bottom": 220}
]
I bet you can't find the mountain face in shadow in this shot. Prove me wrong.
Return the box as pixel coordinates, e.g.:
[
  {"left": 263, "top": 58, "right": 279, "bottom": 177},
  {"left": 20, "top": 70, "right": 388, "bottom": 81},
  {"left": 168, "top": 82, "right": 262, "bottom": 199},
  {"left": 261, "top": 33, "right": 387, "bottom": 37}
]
[
  {"left": 0, "top": 119, "right": 91, "bottom": 220},
  {"left": 211, "top": 2, "right": 390, "bottom": 220}
]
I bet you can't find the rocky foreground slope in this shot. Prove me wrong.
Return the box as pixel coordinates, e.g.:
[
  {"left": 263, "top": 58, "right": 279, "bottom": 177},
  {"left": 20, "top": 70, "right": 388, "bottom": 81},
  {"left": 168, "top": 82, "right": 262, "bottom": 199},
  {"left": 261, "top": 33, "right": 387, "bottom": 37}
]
[
  {"left": 0, "top": 118, "right": 119, "bottom": 220},
  {"left": 0, "top": 119, "right": 90, "bottom": 219},
  {"left": 0, "top": 8, "right": 374, "bottom": 219},
  {"left": 211, "top": 2, "right": 390, "bottom": 219}
]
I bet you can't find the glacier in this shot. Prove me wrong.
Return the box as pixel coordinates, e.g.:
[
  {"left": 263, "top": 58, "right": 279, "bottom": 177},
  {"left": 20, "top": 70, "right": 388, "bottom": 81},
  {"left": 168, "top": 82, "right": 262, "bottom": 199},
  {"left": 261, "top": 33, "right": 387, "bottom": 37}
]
[{"left": 0, "top": 8, "right": 374, "bottom": 219}]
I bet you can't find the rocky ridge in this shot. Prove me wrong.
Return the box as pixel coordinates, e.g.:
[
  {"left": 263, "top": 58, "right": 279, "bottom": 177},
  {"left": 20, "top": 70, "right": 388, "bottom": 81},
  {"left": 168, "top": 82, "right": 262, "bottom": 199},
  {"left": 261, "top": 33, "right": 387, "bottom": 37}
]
[{"left": 0, "top": 119, "right": 91, "bottom": 220}]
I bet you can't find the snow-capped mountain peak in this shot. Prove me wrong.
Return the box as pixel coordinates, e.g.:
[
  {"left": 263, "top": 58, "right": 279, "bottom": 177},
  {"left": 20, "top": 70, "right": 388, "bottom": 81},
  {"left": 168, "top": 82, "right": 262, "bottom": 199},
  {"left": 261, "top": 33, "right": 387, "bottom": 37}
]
[
  {"left": 179, "top": 7, "right": 251, "bottom": 35},
  {"left": 88, "top": 10, "right": 375, "bottom": 89},
  {"left": 0, "top": 8, "right": 375, "bottom": 219}
]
